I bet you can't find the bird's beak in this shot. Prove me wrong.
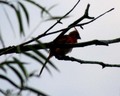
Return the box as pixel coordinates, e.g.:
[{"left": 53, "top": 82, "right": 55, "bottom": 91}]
[{"left": 77, "top": 35, "right": 81, "bottom": 39}]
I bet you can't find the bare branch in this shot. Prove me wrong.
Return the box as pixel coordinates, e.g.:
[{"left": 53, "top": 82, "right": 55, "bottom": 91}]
[
  {"left": 0, "top": 2, "right": 116, "bottom": 52},
  {"left": 33, "top": 7, "right": 114, "bottom": 39},
  {"left": 19, "top": 0, "right": 81, "bottom": 46},
  {"left": 44, "top": 0, "right": 81, "bottom": 34},
  {"left": 56, "top": 56, "right": 120, "bottom": 68},
  {"left": 0, "top": 4, "right": 114, "bottom": 57},
  {"left": 53, "top": 4, "right": 94, "bottom": 42},
  {"left": 0, "top": 37, "right": 120, "bottom": 56},
  {"left": 77, "top": 8, "right": 114, "bottom": 27}
]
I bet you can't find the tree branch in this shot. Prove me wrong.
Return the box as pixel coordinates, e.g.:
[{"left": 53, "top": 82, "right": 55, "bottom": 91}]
[
  {"left": 57, "top": 56, "right": 120, "bottom": 68},
  {"left": 0, "top": 37, "right": 120, "bottom": 55},
  {"left": 0, "top": 74, "right": 47, "bottom": 96},
  {"left": 76, "top": 8, "right": 114, "bottom": 27},
  {"left": 53, "top": 4, "right": 94, "bottom": 42},
  {"left": 0, "top": 5, "right": 114, "bottom": 56},
  {"left": 18, "top": 3, "right": 93, "bottom": 47},
  {"left": 19, "top": 0, "right": 81, "bottom": 46}
]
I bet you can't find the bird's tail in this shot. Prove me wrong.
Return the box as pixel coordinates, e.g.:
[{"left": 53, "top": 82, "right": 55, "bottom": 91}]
[{"left": 38, "top": 54, "right": 52, "bottom": 76}]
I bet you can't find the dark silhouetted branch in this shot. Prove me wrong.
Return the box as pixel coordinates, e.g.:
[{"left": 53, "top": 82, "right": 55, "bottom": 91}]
[
  {"left": 0, "top": 74, "right": 47, "bottom": 96},
  {"left": 0, "top": 5, "right": 114, "bottom": 56},
  {"left": 56, "top": 56, "right": 120, "bottom": 68},
  {"left": 19, "top": 0, "right": 81, "bottom": 47},
  {"left": 38, "top": 7, "right": 114, "bottom": 37},
  {"left": 53, "top": 4, "right": 94, "bottom": 42},
  {"left": 77, "top": 8, "right": 114, "bottom": 28},
  {"left": 0, "top": 37, "right": 120, "bottom": 55}
]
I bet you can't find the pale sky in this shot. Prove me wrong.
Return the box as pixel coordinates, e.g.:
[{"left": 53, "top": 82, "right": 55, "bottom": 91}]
[{"left": 0, "top": 0, "right": 120, "bottom": 96}]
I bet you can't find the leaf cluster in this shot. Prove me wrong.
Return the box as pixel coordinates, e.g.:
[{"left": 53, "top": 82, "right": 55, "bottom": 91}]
[
  {"left": 0, "top": 0, "right": 117, "bottom": 96},
  {"left": 0, "top": 0, "right": 59, "bottom": 96}
]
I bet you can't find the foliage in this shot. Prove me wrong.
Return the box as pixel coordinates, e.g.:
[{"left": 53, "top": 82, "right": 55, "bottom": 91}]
[
  {"left": 0, "top": 0, "right": 118, "bottom": 96},
  {"left": 0, "top": 0, "right": 59, "bottom": 96}
]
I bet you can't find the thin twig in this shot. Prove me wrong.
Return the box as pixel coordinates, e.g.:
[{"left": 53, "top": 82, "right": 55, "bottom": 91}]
[
  {"left": 1, "top": 37, "right": 120, "bottom": 55},
  {"left": 58, "top": 56, "right": 120, "bottom": 68},
  {"left": 37, "top": 7, "right": 114, "bottom": 38},
  {"left": 0, "top": 6, "right": 115, "bottom": 56},
  {"left": 44, "top": 0, "right": 81, "bottom": 34},
  {"left": 77, "top": 8, "right": 114, "bottom": 27},
  {"left": 53, "top": 4, "right": 93, "bottom": 42},
  {"left": 19, "top": 0, "right": 81, "bottom": 46}
]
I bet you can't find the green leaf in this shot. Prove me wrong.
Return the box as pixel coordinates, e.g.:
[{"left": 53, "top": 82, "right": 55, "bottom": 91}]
[
  {"left": 23, "top": 52, "right": 52, "bottom": 74},
  {"left": 0, "top": 89, "right": 6, "bottom": 95},
  {"left": 13, "top": 57, "right": 28, "bottom": 79},
  {"left": 31, "top": 48, "right": 59, "bottom": 72},
  {"left": 27, "top": 44, "right": 59, "bottom": 72},
  {"left": 0, "top": 74, "right": 19, "bottom": 89},
  {"left": 48, "top": 4, "right": 58, "bottom": 11},
  {"left": 0, "top": 1, "right": 16, "bottom": 10},
  {"left": 7, "top": 65, "right": 24, "bottom": 88},
  {"left": 45, "top": 15, "right": 70, "bottom": 21},
  {"left": 2, "top": 6, "right": 15, "bottom": 35},
  {"left": 35, "top": 39, "right": 48, "bottom": 53},
  {"left": 18, "top": 1, "right": 29, "bottom": 25},
  {"left": 25, "top": 0, "right": 51, "bottom": 18},
  {"left": 0, "top": 74, "right": 47, "bottom": 95},
  {"left": 28, "top": 70, "right": 37, "bottom": 77},
  {"left": 0, "top": 31, "right": 5, "bottom": 48},
  {"left": 0, "top": 1, "right": 24, "bottom": 36},
  {"left": 0, "top": 66, "right": 6, "bottom": 73},
  {"left": 0, "top": 1, "right": 17, "bottom": 45},
  {"left": 15, "top": 8, "right": 24, "bottom": 36},
  {"left": 0, "top": 60, "right": 27, "bottom": 69},
  {"left": 24, "top": 86, "right": 48, "bottom": 96},
  {"left": 23, "top": 52, "right": 43, "bottom": 64}
]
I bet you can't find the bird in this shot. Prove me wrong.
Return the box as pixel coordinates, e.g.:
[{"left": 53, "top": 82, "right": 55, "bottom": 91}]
[{"left": 38, "top": 28, "right": 81, "bottom": 76}]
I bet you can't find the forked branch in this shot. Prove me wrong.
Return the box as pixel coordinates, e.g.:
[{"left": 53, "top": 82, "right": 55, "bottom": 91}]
[
  {"left": 0, "top": 37, "right": 120, "bottom": 55},
  {"left": 0, "top": 4, "right": 115, "bottom": 56},
  {"left": 57, "top": 56, "right": 120, "bottom": 68}
]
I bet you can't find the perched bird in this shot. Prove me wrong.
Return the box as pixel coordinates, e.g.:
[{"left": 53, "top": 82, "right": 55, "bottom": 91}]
[{"left": 39, "top": 28, "right": 81, "bottom": 76}]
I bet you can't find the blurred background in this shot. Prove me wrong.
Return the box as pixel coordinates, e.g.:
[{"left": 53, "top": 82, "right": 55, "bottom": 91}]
[{"left": 0, "top": 0, "right": 120, "bottom": 96}]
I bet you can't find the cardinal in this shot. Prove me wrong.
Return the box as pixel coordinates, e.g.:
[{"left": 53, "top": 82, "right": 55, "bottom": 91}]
[{"left": 38, "top": 28, "right": 81, "bottom": 76}]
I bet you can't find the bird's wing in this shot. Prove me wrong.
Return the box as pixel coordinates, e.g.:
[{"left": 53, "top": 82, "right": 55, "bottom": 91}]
[{"left": 55, "top": 35, "right": 69, "bottom": 44}]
